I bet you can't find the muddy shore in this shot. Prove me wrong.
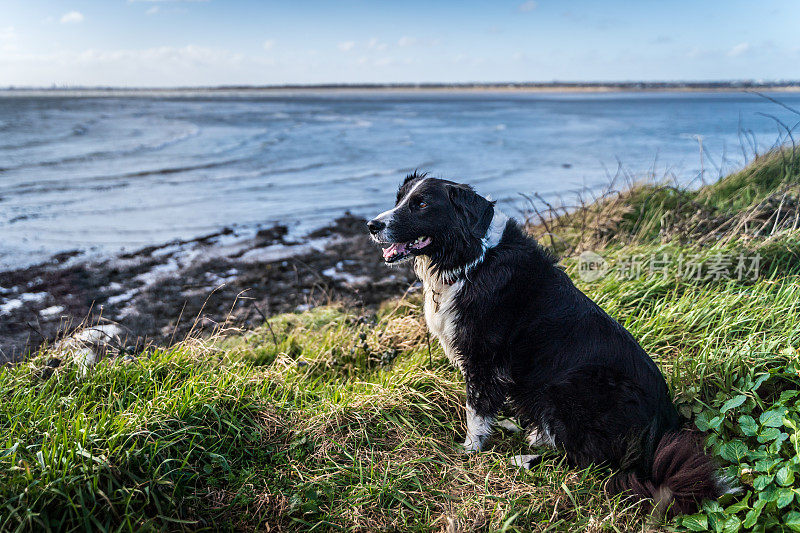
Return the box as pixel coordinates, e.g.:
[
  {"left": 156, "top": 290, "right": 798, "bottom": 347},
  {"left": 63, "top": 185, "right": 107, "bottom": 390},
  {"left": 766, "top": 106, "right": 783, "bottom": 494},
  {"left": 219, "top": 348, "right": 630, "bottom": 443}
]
[{"left": 0, "top": 214, "right": 415, "bottom": 362}]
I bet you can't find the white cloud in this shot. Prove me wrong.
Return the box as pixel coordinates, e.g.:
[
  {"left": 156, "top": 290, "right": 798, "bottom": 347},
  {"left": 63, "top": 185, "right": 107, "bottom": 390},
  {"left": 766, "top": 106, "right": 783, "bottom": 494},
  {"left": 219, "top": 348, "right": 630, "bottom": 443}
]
[
  {"left": 0, "top": 26, "right": 16, "bottom": 41},
  {"left": 728, "top": 42, "right": 750, "bottom": 57},
  {"left": 0, "top": 26, "right": 18, "bottom": 52},
  {"left": 337, "top": 41, "right": 355, "bottom": 52},
  {"left": 60, "top": 11, "right": 84, "bottom": 24},
  {"left": 82, "top": 45, "right": 243, "bottom": 66},
  {"left": 146, "top": 6, "right": 160, "bottom": 15},
  {"left": 686, "top": 46, "right": 704, "bottom": 59},
  {"left": 374, "top": 57, "right": 395, "bottom": 67},
  {"left": 397, "top": 36, "right": 417, "bottom": 47},
  {"left": 263, "top": 39, "right": 275, "bottom": 51},
  {"left": 518, "top": 1, "right": 537, "bottom": 12},
  {"left": 367, "top": 38, "right": 387, "bottom": 51},
  {"left": 0, "top": 44, "right": 260, "bottom": 86}
]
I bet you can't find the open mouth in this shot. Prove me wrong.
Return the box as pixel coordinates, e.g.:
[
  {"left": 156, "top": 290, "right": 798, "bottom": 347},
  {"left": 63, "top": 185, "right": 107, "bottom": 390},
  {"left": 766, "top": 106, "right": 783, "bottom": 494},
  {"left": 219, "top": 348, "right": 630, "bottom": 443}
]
[{"left": 382, "top": 236, "right": 432, "bottom": 263}]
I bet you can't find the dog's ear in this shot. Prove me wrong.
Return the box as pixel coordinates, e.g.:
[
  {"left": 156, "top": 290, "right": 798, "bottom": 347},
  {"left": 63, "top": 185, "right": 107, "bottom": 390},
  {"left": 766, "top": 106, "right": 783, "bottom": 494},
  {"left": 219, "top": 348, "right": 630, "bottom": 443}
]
[
  {"left": 396, "top": 170, "right": 427, "bottom": 203},
  {"left": 448, "top": 184, "right": 495, "bottom": 238}
]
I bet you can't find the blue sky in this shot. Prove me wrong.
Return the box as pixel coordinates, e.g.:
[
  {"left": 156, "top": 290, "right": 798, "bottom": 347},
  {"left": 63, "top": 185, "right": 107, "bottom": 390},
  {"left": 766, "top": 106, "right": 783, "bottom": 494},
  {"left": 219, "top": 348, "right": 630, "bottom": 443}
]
[{"left": 1, "top": 0, "right": 798, "bottom": 87}]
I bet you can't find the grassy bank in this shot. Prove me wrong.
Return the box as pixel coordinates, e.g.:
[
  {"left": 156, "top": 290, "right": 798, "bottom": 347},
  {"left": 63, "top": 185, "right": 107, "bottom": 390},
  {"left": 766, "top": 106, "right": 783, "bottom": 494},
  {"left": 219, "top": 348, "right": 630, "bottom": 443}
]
[{"left": 3, "top": 150, "right": 800, "bottom": 532}]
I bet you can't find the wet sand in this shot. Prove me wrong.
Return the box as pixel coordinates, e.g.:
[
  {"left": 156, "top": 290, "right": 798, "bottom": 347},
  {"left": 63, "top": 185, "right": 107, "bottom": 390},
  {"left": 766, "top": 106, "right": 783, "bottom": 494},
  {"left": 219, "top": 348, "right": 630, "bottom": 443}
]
[{"left": 0, "top": 215, "right": 414, "bottom": 362}]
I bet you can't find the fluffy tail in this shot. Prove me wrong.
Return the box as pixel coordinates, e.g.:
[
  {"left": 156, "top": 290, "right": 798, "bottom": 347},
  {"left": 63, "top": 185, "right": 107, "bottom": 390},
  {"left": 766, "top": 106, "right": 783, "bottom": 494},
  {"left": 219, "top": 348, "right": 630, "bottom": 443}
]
[{"left": 618, "top": 431, "right": 724, "bottom": 518}]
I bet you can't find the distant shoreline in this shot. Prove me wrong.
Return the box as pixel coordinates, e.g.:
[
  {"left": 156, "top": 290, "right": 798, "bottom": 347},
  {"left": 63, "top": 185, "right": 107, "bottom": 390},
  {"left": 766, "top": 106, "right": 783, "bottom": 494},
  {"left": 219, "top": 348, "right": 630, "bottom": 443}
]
[{"left": 3, "top": 81, "right": 800, "bottom": 97}]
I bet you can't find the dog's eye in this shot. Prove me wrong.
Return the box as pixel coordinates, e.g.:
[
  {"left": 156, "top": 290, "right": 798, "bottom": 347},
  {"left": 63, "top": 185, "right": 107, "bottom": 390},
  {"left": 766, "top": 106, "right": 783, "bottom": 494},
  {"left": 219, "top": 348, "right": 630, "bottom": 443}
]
[{"left": 414, "top": 200, "right": 428, "bottom": 210}]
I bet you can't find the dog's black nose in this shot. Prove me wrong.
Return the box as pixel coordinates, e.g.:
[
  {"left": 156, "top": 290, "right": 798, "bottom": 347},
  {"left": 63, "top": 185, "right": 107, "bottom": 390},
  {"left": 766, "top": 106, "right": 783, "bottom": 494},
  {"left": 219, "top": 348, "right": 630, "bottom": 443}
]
[{"left": 367, "top": 219, "right": 385, "bottom": 234}]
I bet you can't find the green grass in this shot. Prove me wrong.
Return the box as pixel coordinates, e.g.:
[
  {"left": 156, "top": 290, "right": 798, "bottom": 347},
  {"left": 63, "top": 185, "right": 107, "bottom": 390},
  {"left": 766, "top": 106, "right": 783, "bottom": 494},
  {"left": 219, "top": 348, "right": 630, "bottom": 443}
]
[
  {"left": 698, "top": 148, "right": 800, "bottom": 212},
  {"left": 3, "top": 150, "right": 800, "bottom": 531},
  {"left": 535, "top": 148, "right": 800, "bottom": 251}
]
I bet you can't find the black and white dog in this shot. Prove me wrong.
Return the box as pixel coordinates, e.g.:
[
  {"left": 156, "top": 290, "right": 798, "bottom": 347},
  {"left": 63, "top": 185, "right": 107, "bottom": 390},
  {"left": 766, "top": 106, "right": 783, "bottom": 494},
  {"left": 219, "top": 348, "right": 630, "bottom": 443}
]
[{"left": 367, "top": 172, "right": 723, "bottom": 517}]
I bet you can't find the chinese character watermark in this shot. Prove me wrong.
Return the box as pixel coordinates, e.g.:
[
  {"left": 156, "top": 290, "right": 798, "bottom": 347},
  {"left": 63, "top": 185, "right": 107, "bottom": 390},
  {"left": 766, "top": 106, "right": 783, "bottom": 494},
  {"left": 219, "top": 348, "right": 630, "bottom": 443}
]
[{"left": 577, "top": 251, "right": 762, "bottom": 282}]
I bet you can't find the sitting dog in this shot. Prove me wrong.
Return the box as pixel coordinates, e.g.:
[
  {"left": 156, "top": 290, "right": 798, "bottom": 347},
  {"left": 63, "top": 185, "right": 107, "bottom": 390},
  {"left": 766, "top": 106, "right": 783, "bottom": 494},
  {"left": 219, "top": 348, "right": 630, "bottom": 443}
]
[{"left": 367, "top": 172, "right": 724, "bottom": 517}]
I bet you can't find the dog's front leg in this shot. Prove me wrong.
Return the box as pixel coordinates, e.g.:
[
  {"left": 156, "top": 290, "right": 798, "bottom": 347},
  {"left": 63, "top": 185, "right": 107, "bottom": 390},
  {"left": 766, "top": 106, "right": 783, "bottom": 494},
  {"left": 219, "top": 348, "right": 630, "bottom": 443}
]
[
  {"left": 463, "top": 403, "right": 495, "bottom": 453},
  {"left": 462, "top": 375, "right": 507, "bottom": 453}
]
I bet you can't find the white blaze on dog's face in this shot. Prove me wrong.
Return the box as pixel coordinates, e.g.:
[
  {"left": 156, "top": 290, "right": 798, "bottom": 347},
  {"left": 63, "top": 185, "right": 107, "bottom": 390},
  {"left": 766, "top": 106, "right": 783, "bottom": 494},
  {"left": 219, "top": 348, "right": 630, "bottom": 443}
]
[
  {"left": 366, "top": 175, "right": 436, "bottom": 264},
  {"left": 366, "top": 173, "right": 495, "bottom": 266}
]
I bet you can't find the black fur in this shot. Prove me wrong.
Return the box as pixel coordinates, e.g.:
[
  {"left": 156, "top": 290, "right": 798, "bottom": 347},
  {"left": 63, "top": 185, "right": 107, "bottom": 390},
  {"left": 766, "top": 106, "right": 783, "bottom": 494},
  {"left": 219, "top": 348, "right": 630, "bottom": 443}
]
[{"left": 368, "top": 174, "right": 724, "bottom": 517}]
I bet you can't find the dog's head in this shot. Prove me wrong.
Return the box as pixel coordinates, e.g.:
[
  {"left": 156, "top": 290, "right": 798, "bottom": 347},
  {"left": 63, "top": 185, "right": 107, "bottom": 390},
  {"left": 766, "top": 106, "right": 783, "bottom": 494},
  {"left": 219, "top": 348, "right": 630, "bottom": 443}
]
[{"left": 367, "top": 172, "right": 495, "bottom": 273}]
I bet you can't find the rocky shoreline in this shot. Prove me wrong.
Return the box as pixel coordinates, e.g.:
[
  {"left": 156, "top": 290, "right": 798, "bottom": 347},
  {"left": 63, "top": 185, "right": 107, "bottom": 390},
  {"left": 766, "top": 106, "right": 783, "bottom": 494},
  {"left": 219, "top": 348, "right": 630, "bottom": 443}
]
[{"left": 0, "top": 214, "right": 415, "bottom": 363}]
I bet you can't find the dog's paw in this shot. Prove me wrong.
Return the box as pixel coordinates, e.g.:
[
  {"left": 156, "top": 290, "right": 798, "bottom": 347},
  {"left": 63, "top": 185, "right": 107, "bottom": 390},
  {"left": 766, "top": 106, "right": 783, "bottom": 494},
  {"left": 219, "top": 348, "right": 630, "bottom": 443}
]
[
  {"left": 527, "top": 427, "right": 555, "bottom": 448},
  {"left": 510, "top": 454, "right": 542, "bottom": 469},
  {"left": 462, "top": 435, "right": 484, "bottom": 454}
]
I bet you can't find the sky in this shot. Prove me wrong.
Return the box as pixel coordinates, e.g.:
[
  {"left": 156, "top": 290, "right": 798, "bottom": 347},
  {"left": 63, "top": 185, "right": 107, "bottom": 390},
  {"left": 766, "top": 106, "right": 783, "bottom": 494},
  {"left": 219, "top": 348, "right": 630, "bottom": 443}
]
[{"left": 0, "top": 0, "right": 798, "bottom": 87}]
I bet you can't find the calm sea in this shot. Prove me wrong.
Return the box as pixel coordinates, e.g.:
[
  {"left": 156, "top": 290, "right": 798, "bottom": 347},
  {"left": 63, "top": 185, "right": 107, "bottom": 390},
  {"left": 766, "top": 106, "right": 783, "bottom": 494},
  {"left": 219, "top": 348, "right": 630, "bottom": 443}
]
[{"left": 1, "top": 89, "right": 799, "bottom": 269}]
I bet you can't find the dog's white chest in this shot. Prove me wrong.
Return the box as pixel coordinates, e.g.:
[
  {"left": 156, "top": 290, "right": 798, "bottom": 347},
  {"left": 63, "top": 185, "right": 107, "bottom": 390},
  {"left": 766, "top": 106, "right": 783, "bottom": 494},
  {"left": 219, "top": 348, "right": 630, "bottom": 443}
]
[{"left": 417, "top": 258, "right": 463, "bottom": 367}]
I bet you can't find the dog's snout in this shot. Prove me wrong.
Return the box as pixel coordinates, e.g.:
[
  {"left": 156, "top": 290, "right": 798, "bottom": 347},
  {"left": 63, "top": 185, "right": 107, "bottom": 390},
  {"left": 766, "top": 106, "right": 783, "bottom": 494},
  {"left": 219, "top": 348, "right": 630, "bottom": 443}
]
[{"left": 367, "top": 219, "right": 385, "bottom": 235}]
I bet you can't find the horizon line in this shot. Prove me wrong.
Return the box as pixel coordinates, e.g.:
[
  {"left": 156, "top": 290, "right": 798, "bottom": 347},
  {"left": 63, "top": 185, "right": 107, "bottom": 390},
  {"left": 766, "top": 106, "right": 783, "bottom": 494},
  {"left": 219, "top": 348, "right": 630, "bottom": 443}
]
[{"left": 5, "top": 80, "right": 800, "bottom": 91}]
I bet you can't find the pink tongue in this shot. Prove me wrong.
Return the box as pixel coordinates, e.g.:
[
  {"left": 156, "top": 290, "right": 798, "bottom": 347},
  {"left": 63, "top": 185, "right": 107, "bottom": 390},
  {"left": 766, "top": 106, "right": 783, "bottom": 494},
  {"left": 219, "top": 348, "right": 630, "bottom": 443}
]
[{"left": 382, "top": 242, "right": 406, "bottom": 260}]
